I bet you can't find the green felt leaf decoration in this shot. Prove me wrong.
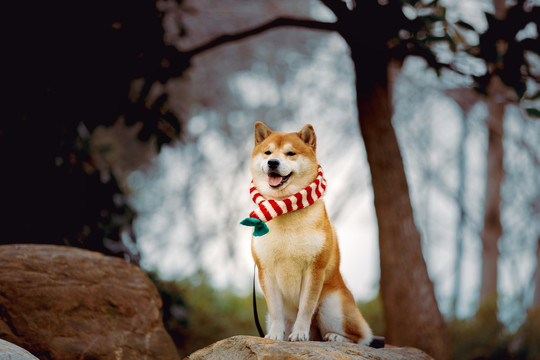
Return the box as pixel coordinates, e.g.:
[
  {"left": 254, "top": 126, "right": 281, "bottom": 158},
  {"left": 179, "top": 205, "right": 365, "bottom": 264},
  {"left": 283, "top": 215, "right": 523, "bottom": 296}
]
[{"left": 240, "top": 218, "right": 269, "bottom": 237}]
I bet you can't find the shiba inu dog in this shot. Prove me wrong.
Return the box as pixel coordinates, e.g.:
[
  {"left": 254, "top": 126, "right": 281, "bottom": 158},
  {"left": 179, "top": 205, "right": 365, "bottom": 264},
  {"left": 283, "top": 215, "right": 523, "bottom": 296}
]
[{"left": 246, "top": 121, "right": 373, "bottom": 344}]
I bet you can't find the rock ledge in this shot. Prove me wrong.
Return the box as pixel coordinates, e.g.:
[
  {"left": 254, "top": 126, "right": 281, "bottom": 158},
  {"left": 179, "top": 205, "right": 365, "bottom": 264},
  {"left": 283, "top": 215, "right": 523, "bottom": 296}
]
[{"left": 185, "top": 335, "right": 434, "bottom": 360}]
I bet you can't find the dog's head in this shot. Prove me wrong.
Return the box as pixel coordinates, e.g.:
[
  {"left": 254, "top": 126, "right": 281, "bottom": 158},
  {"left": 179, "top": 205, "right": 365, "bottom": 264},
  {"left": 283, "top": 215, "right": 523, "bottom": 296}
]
[{"left": 250, "top": 122, "right": 319, "bottom": 200}]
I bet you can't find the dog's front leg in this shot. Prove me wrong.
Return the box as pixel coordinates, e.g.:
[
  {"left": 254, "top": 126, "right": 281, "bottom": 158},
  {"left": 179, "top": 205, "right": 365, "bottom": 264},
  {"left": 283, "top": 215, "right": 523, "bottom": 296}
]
[
  {"left": 289, "top": 267, "right": 324, "bottom": 342},
  {"left": 261, "top": 273, "right": 286, "bottom": 341}
]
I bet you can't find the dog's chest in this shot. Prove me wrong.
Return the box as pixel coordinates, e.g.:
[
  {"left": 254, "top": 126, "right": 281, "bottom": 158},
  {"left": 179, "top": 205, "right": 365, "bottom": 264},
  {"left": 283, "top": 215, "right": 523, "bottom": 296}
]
[
  {"left": 252, "top": 205, "right": 326, "bottom": 272},
  {"left": 254, "top": 229, "right": 325, "bottom": 268}
]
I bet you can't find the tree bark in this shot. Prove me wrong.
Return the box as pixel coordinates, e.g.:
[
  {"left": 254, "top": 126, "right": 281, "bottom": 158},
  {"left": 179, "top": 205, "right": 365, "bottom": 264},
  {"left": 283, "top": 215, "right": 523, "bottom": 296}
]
[
  {"left": 479, "top": 99, "right": 505, "bottom": 304},
  {"left": 353, "top": 61, "right": 449, "bottom": 359},
  {"left": 452, "top": 114, "right": 468, "bottom": 318},
  {"left": 446, "top": 88, "right": 482, "bottom": 319},
  {"left": 532, "top": 236, "right": 540, "bottom": 309}
]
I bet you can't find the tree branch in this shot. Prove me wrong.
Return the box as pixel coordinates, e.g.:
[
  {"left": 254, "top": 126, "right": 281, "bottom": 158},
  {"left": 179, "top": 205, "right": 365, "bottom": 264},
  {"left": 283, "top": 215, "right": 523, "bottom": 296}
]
[{"left": 183, "top": 17, "right": 338, "bottom": 59}]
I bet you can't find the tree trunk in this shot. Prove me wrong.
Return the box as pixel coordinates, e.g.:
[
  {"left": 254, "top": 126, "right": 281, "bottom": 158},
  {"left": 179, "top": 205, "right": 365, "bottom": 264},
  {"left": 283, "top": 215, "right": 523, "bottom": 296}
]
[
  {"left": 479, "top": 99, "right": 505, "bottom": 304},
  {"left": 445, "top": 88, "right": 480, "bottom": 318},
  {"left": 452, "top": 114, "right": 468, "bottom": 318},
  {"left": 353, "top": 59, "right": 449, "bottom": 359},
  {"left": 532, "top": 236, "right": 540, "bottom": 310}
]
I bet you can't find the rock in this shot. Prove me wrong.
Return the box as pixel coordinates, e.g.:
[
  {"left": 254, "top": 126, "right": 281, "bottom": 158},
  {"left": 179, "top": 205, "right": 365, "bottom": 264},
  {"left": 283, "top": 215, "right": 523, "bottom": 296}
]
[
  {"left": 0, "top": 339, "right": 40, "bottom": 360},
  {"left": 0, "top": 244, "right": 179, "bottom": 360},
  {"left": 185, "top": 335, "right": 434, "bottom": 360}
]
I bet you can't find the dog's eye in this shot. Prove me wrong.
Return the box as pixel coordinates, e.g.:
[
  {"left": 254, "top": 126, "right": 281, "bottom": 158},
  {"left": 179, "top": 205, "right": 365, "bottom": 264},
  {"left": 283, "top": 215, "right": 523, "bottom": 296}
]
[
  {"left": 265, "top": 151, "right": 271, "bottom": 155},
  {"left": 286, "top": 152, "right": 296, "bottom": 156}
]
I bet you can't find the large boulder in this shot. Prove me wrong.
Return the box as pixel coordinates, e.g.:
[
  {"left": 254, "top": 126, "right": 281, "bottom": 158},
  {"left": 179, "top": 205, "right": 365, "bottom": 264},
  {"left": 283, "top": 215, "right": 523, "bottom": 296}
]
[
  {"left": 185, "top": 335, "right": 434, "bottom": 360},
  {"left": 0, "top": 244, "right": 179, "bottom": 360}
]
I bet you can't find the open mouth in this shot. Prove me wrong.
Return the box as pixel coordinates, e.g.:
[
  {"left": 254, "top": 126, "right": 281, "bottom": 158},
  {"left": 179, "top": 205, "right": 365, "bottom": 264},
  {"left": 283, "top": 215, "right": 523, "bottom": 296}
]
[{"left": 268, "top": 172, "right": 292, "bottom": 188}]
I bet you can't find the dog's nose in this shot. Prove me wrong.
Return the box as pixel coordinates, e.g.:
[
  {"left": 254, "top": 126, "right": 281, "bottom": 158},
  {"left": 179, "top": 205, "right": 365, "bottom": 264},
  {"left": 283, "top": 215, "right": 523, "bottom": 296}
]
[{"left": 268, "top": 159, "right": 280, "bottom": 170}]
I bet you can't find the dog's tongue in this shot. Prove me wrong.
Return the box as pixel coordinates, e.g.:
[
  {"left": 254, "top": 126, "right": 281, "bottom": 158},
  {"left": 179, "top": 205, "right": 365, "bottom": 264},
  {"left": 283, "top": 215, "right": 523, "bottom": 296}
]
[{"left": 268, "top": 174, "right": 283, "bottom": 187}]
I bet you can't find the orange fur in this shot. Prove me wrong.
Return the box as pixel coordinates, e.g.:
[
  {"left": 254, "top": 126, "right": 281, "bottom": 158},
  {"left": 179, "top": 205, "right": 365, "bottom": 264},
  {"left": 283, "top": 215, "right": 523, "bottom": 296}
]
[{"left": 249, "top": 122, "right": 373, "bottom": 344}]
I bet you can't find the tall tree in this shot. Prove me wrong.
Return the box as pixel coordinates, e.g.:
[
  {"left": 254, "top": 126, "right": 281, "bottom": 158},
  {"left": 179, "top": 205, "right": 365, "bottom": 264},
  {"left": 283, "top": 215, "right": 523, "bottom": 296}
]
[
  {"left": 480, "top": 97, "right": 506, "bottom": 304},
  {"left": 466, "top": 0, "right": 540, "bottom": 306},
  {"left": 477, "top": 0, "right": 510, "bottom": 307},
  {"left": 445, "top": 87, "right": 479, "bottom": 318},
  {"left": 323, "top": 1, "right": 450, "bottom": 356}
]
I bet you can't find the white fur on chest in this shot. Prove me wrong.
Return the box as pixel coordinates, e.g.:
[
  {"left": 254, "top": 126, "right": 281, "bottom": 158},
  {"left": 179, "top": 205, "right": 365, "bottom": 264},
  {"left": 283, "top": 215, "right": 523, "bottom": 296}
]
[{"left": 253, "top": 203, "right": 326, "bottom": 307}]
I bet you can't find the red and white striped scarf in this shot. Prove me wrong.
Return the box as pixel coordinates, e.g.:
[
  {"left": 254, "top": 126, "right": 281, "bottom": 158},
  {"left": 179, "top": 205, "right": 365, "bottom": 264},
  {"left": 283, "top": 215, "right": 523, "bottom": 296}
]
[{"left": 241, "top": 165, "right": 326, "bottom": 236}]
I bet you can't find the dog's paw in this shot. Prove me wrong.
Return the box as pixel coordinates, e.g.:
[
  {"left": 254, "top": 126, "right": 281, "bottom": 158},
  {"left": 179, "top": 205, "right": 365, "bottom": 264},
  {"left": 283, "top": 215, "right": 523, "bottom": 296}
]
[
  {"left": 288, "top": 329, "right": 310, "bottom": 342},
  {"left": 265, "top": 332, "right": 285, "bottom": 341},
  {"left": 324, "top": 333, "right": 352, "bottom": 343}
]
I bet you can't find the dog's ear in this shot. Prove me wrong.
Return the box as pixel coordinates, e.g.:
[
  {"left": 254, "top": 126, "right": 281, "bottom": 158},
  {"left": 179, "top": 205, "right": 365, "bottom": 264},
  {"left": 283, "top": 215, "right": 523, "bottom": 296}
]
[
  {"left": 254, "top": 122, "right": 272, "bottom": 145},
  {"left": 298, "top": 124, "right": 316, "bottom": 151}
]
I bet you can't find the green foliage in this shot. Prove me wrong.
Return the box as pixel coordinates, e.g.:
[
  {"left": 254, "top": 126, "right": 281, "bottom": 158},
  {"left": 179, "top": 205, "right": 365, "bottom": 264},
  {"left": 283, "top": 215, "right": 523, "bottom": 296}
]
[
  {"left": 449, "top": 298, "right": 511, "bottom": 360},
  {"left": 526, "top": 109, "right": 540, "bottom": 118},
  {"left": 449, "top": 298, "right": 540, "bottom": 360},
  {"left": 511, "top": 310, "right": 540, "bottom": 360},
  {"left": 150, "top": 272, "right": 267, "bottom": 357},
  {"left": 358, "top": 295, "right": 385, "bottom": 337},
  {"left": 472, "top": 1, "right": 540, "bottom": 98}
]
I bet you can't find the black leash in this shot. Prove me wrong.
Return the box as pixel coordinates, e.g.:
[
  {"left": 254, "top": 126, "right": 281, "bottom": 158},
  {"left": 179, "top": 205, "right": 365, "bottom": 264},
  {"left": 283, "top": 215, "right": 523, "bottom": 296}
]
[{"left": 252, "top": 264, "right": 265, "bottom": 338}]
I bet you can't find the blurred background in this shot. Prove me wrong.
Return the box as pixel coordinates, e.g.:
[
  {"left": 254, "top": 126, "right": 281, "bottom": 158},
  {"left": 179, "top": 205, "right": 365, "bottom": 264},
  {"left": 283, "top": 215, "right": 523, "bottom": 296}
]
[{"left": 3, "top": 0, "right": 540, "bottom": 358}]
